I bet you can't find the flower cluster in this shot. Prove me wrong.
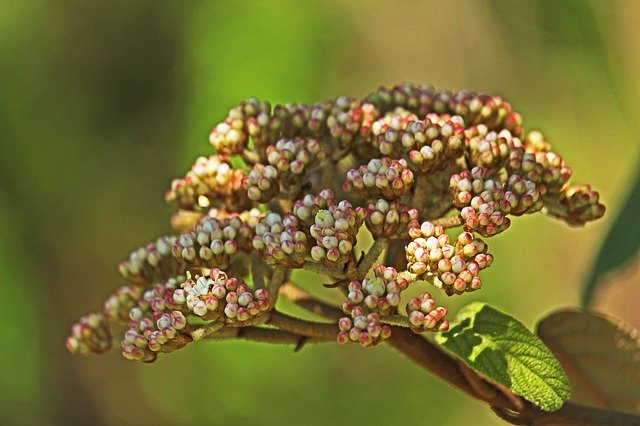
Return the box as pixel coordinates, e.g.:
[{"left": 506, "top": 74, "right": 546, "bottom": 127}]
[
  {"left": 253, "top": 212, "right": 308, "bottom": 268},
  {"left": 209, "top": 98, "right": 272, "bottom": 155},
  {"left": 171, "top": 215, "right": 256, "bottom": 271},
  {"left": 165, "top": 155, "right": 250, "bottom": 212},
  {"left": 464, "top": 126, "right": 514, "bottom": 172},
  {"left": 266, "top": 138, "right": 327, "bottom": 188},
  {"left": 450, "top": 166, "right": 537, "bottom": 236},
  {"left": 173, "top": 269, "right": 270, "bottom": 322},
  {"left": 344, "top": 157, "right": 414, "bottom": 199},
  {"left": 117, "top": 277, "right": 191, "bottom": 362},
  {"left": 309, "top": 203, "right": 366, "bottom": 266},
  {"left": 364, "top": 199, "right": 418, "bottom": 239},
  {"left": 67, "top": 83, "right": 605, "bottom": 363},
  {"left": 292, "top": 189, "right": 337, "bottom": 227},
  {"left": 406, "top": 291, "right": 449, "bottom": 332},
  {"left": 103, "top": 285, "right": 143, "bottom": 322},
  {"left": 336, "top": 265, "right": 448, "bottom": 347},
  {"left": 376, "top": 114, "right": 466, "bottom": 172},
  {"left": 406, "top": 221, "right": 493, "bottom": 295},
  {"left": 118, "top": 236, "right": 180, "bottom": 286},
  {"left": 122, "top": 310, "right": 190, "bottom": 362},
  {"left": 342, "top": 265, "right": 409, "bottom": 316},
  {"left": 336, "top": 310, "right": 392, "bottom": 348},
  {"left": 65, "top": 313, "right": 112, "bottom": 355}
]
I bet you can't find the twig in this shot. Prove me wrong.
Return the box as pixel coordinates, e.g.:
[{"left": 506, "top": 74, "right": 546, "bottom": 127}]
[
  {"left": 457, "top": 360, "right": 524, "bottom": 413},
  {"left": 378, "top": 314, "right": 413, "bottom": 328},
  {"left": 190, "top": 321, "right": 224, "bottom": 341},
  {"left": 429, "top": 215, "right": 463, "bottom": 228},
  {"left": 412, "top": 173, "right": 430, "bottom": 211},
  {"left": 384, "top": 238, "right": 409, "bottom": 271},
  {"left": 301, "top": 261, "right": 346, "bottom": 279},
  {"left": 204, "top": 326, "right": 333, "bottom": 346},
  {"left": 250, "top": 252, "right": 267, "bottom": 289},
  {"left": 357, "top": 237, "right": 388, "bottom": 279},
  {"left": 271, "top": 280, "right": 640, "bottom": 425},
  {"left": 267, "top": 311, "right": 337, "bottom": 340},
  {"left": 267, "top": 267, "right": 287, "bottom": 305},
  {"left": 279, "top": 282, "right": 343, "bottom": 321},
  {"left": 428, "top": 195, "right": 454, "bottom": 219}
]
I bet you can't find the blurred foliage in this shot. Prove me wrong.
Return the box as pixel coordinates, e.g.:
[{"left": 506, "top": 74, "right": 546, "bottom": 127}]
[
  {"left": 1, "top": 1, "right": 638, "bottom": 425},
  {"left": 537, "top": 309, "right": 640, "bottom": 413},
  {"left": 582, "top": 161, "right": 640, "bottom": 307}
]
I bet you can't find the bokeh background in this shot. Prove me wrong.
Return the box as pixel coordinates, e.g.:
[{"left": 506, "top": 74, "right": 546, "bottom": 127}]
[{"left": 1, "top": 1, "right": 639, "bottom": 424}]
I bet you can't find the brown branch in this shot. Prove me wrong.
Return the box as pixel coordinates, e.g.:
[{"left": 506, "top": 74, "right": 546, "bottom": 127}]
[
  {"left": 204, "top": 326, "right": 333, "bottom": 346},
  {"left": 384, "top": 238, "right": 409, "bottom": 271},
  {"left": 429, "top": 214, "right": 463, "bottom": 228},
  {"left": 267, "top": 311, "right": 337, "bottom": 340},
  {"left": 378, "top": 314, "right": 413, "bottom": 327},
  {"left": 279, "top": 282, "right": 343, "bottom": 320},
  {"left": 412, "top": 173, "right": 430, "bottom": 212},
  {"left": 277, "top": 282, "right": 640, "bottom": 425},
  {"left": 388, "top": 328, "right": 640, "bottom": 425},
  {"left": 357, "top": 237, "right": 388, "bottom": 279},
  {"left": 428, "top": 196, "right": 454, "bottom": 219}
]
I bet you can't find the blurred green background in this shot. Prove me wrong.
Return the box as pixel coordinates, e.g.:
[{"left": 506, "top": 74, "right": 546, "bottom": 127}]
[{"left": 1, "top": 1, "right": 639, "bottom": 424}]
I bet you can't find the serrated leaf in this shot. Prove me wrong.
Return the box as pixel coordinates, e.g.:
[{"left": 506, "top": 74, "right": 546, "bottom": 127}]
[
  {"left": 582, "top": 162, "right": 640, "bottom": 308},
  {"left": 436, "top": 302, "right": 570, "bottom": 411},
  {"left": 537, "top": 309, "right": 640, "bottom": 413}
]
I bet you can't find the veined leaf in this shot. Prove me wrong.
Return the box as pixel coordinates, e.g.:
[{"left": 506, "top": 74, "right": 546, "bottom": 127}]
[
  {"left": 436, "top": 302, "right": 570, "bottom": 411},
  {"left": 537, "top": 309, "right": 640, "bottom": 413}
]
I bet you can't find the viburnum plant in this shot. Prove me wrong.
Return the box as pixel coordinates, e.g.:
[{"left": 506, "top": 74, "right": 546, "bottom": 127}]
[{"left": 67, "top": 83, "right": 640, "bottom": 424}]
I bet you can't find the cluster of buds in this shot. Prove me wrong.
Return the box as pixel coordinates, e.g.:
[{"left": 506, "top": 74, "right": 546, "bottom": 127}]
[
  {"left": 343, "top": 157, "right": 414, "bottom": 199},
  {"left": 337, "top": 266, "right": 415, "bottom": 347},
  {"left": 122, "top": 310, "right": 190, "bottom": 362},
  {"left": 253, "top": 212, "right": 308, "bottom": 268},
  {"left": 209, "top": 98, "right": 272, "bottom": 154},
  {"left": 309, "top": 202, "right": 366, "bottom": 266},
  {"left": 67, "top": 83, "right": 605, "bottom": 363},
  {"left": 450, "top": 167, "right": 535, "bottom": 236},
  {"left": 65, "top": 313, "right": 112, "bottom": 355},
  {"left": 384, "top": 114, "right": 465, "bottom": 172},
  {"left": 365, "top": 84, "right": 523, "bottom": 136},
  {"left": 406, "top": 221, "right": 493, "bottom": 295},
  {"left": 165, "top": 155, "right": 249, "bottom": 212},
  {"left": 406, "top": 291, "right": 449, "bottom": 332},
  {"left": 364, "top": 199, "right": 418, "bottom": 239},
  {"left": 246, "top": 163, "right": 279, "bottom": 203},
  {"left": 324, "top": 97, "right": 378, "bottom": 150},
  {"left": 121, "top": 277, "right": 187, "bottom": 360},
  {"left": 336, "top": 310, "right": 392, "bottom": 348},
  {"left": 464, "top": 126, "right": 515, "bottom": 172},
  {"left": 103, "top": 285, "right": 143, "bottom": 322},
  {"left": 555, "top": 184, "right": 606, "bottom": 225},
  {"left": 369, "top": 108, "right": 419, "bottom": 157},
  {"left": 118, "top": 236, "right": 180, "bottom": 286},
  {"left": 134, "top": 277, "right": 184, "bottom": 316},
  {"left": 506, "top": 147, "right": 571, "bottom": 196},
  {"left": 292, "top": 189, "right": 337, "bottom": 227},
  {"left": 171, "top": 215, "right": 255, "bottom": 270},
  {"left": 342, "top": 265, "right": 409, "bottom": 316},
  {"left": 266, "top": 138, "right": 327, "bottom": 187},
  {"left": 173, "top": 269, "right": 270, "bottom": 322}
]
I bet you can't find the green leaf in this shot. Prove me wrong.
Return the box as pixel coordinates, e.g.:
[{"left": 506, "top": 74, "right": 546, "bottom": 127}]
[
  {"left": 436, "top": 302, "right": 571, "bottom": 411},
  {"left": 537, "top": 309, "right": 640, "bottom": 413},
  {"left": 582, "top": 163, "right": 640, "bottom": 308}
]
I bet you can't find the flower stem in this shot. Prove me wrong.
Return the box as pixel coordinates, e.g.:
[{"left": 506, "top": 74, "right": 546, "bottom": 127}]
[{"left": 357, "top": 237, "right": 388, "bottom": 279}]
